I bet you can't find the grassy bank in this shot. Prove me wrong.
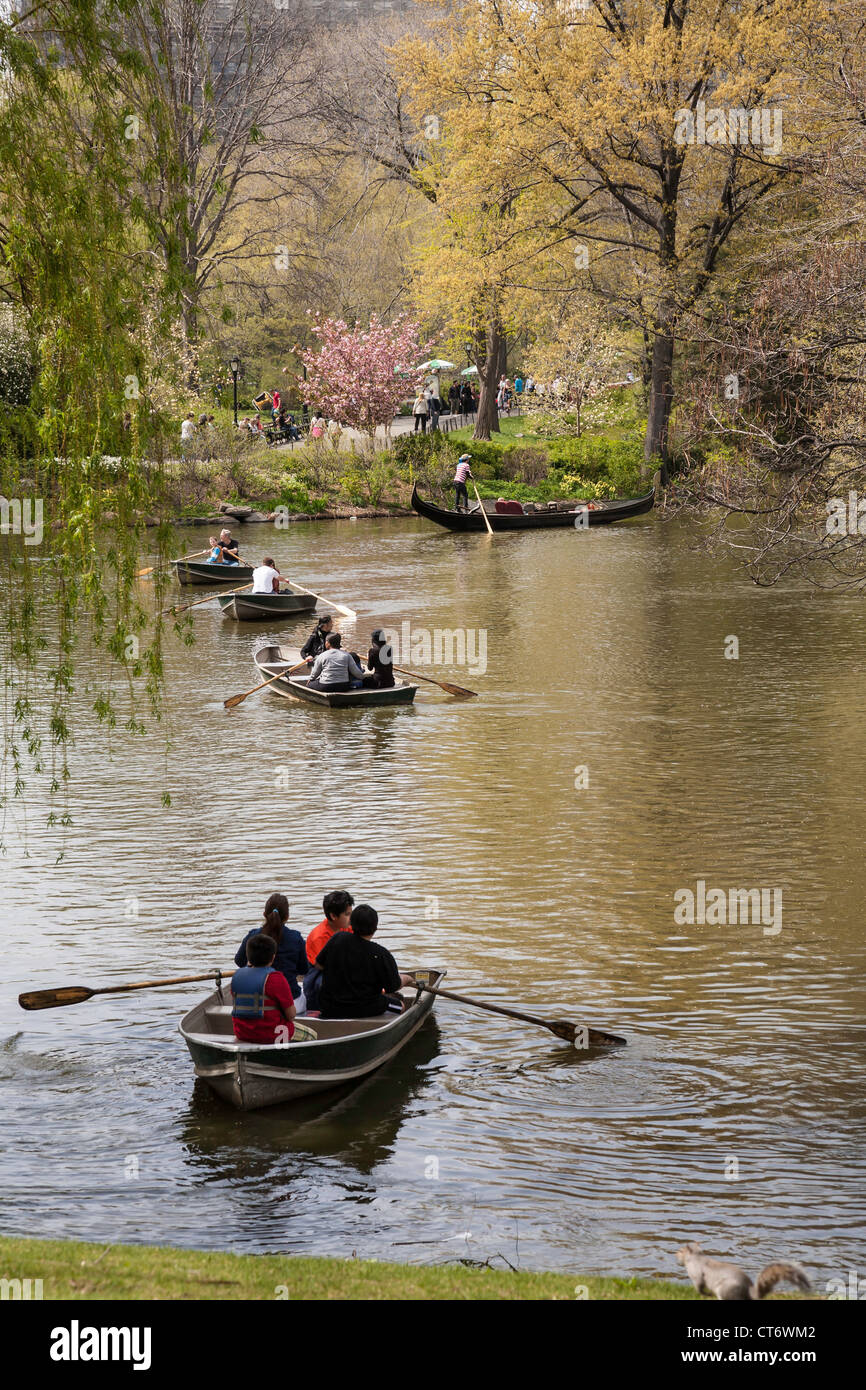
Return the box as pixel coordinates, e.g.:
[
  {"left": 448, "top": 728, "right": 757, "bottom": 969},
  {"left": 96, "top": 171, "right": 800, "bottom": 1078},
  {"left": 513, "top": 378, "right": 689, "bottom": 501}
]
[{"left": 0, "top": 1234, "right": 703, "bottom": 1301}]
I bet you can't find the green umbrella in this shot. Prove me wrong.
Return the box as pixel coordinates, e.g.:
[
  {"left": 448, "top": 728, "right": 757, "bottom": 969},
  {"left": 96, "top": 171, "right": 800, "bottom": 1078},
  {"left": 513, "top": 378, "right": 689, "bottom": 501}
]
[
  {"left": 460, "top": 365, "right": 479, "bottom": 376},
  {"left": 416, "top": 358, "right": 456, "bottom": 371}
]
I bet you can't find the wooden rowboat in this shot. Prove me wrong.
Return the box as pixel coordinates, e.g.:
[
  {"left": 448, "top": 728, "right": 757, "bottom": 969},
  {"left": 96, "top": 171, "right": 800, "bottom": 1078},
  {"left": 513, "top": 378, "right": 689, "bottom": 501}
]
[
  {"left": 174, "top": 558, "right": 255, "bottom": 586},
  {"left": 254, "top": 644, "right": 418, "bottom": 708},
  {"left": 411, "top": 483, "right": 655, "bottom": 532},
  {"left": 179, "top": 968, "right": 445, "bottom": 1110},
  {"left": 218, "top": 591, "right": 317, "bottom": 621}
]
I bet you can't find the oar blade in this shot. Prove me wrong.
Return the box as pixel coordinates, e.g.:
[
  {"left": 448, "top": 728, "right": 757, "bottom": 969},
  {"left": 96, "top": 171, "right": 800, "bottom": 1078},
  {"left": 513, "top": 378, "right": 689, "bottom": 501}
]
[
  {"left": 439, "top": 682, "right": 478, "bottom": 699},
  {"left": 549, "top": 1019, "right": 627, "bottom": 1048},
  {"left": 19, "top": 986, "right": 94, "bottom": 1011},
  {"left": 223, "top": 691, "right": 249, "bottom": 709}
]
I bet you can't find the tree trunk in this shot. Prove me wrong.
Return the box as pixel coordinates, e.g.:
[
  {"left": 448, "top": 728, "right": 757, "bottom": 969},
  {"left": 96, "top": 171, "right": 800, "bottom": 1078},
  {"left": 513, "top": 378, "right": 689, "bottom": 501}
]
[
  {"left": 474, "top": 319, "right": 503, "bottom": 441},
  {"left": 644, "top": 326, "right": 674, "bottom": 481}
]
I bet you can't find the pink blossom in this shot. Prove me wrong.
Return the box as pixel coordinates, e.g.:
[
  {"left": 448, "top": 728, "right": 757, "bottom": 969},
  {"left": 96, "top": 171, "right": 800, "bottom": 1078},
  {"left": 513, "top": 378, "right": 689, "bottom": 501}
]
[{"left": 294, "top": 314, "right": 430, "bottom": 440}]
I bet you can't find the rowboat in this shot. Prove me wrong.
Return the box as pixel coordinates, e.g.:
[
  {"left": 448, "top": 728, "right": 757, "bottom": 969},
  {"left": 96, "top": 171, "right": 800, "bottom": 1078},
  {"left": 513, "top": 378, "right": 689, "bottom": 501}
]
[
  {"left": 253, "top": 644, "right": 418, "bottom": 708},
  {"left": 179, "top": 968, "right": 445, "bottom": 1110},
  {"left": 218, "top": 591, "right": 317, "bottom": 621},
  {"left": 174, "top": 558, "right": 255, "bottom": 586},
  {"left": 411, "top": 483, "right": 655, "bottom": 531}
]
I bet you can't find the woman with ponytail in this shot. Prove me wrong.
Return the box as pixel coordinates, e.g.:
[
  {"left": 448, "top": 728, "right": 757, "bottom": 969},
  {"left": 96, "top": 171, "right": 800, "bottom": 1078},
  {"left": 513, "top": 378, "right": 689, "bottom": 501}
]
[{"left": 234, "top": 894, "right": 310, "bottom": 1014}]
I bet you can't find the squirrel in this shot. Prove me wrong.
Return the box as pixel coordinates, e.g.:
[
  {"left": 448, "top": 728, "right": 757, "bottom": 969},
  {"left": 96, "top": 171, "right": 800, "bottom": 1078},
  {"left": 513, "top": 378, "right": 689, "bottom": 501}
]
[{"left": 677, "top": 1242, "right": 812, "bottom": 1301}]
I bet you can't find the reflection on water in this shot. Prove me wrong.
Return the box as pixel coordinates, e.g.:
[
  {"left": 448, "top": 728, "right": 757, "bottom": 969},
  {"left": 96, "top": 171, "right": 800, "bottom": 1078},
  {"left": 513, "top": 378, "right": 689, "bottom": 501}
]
[{"left": 1, "top": 516, "right": 865, "bottom": 1280}]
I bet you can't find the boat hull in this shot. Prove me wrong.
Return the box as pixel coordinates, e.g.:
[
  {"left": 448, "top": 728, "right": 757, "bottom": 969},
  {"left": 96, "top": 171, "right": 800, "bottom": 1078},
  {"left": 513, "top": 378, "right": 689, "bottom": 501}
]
[
  {"left": 253, "top": 645, "right": 418, "bottom": 708},
  {"left": 174, "top": 560, "right": 255, "bottom": 586},
  {"left": 179, "top": 969, "right": 444, "bottom": 1110},
  {"left": 410, "top": 484, "right": 655, "bottom": 531},
  {"left": 218, "top": 592, "right": 318, "bottom": 621}
]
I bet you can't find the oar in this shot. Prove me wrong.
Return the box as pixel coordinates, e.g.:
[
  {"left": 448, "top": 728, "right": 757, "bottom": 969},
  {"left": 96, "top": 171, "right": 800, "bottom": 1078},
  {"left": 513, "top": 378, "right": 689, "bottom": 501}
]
[
  {"left": 223, "top": 659, "right": 308, "bottom": 709},
  {"left": 286, "top": 581, "right": 356, "bottom": 620},
  {"left": 472, "top": 481, "right": 494, "bottom": 535},
  {"left": 162, "top": 580, "right": 252, "bottom": 617},
  {"left": 137, "top": 549, "right": 208, "bottom": 578},
  {"left": 392, "top": 665, "right": 478, "bottom": 699},
  {"left": 352, "top": 633, "right": 478, "bottom": 699},
  {"left": 414, "top": 981, "right": 626, "bottom": 1047},
  {"left": 19, "top": 970, "right": 238, "bottom": 1012}
]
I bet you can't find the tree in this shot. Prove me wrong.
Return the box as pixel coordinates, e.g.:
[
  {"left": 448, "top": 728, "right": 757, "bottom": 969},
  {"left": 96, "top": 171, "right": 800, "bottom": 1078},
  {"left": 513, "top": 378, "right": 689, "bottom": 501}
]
[
  {"left": 114, "top": 0, "right": 320, "bottom": 375},
  {"left": 399, "top": 0, "right": 824, "bottom": 471},
  {"left": 294, "top": 314, "right": 428, "bottom": 446}
]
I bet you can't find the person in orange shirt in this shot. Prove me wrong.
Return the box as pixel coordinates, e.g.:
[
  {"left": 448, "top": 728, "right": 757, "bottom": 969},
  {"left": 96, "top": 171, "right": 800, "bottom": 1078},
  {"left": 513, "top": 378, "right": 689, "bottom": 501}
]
[
  {"left": 306, "top": 890, "right": 355, "bottom": 967},
  {"left": 304, "top": 890, "right": 354, "bottom": 1012}
]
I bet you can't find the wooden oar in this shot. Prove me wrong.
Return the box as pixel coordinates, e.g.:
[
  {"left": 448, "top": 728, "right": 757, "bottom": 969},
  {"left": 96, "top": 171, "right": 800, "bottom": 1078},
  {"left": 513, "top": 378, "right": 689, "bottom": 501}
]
[
  {"left": 413, "top": 981, "right": 626, "bottom": 1047},
  {"left": 137, "top": 549, "right": 208, "bottom": 579},
  {"left": 286, "top": 581, "right": 356, "bottom": 620},
  {"left": 472, "top": 481, "right": 494, "bottom": 535},
  {"left": 162, "top": 580, "right": 252, "bottom": 617},
  {"left": 19, "top": 970, "right": 238, "bottom": 1012},
  {"left": 392, "top": 665, "right": 478, "bottom": 699},
  {"left": 223, "top": 659, "right": 308, "bottom": 709}
]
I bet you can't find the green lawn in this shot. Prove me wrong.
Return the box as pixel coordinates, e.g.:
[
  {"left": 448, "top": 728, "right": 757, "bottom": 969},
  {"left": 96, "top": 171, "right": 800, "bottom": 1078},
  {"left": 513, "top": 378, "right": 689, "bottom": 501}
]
[{"left": 0, "top": 1234, "right": 703, "bottom": 1301}]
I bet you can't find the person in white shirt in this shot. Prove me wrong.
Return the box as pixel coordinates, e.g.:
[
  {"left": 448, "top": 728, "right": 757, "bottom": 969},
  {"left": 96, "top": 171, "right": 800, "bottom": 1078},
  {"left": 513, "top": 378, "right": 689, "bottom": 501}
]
[
  {"left": 412, "top": 392, "right": 428, "bottom": 433},
  {"left": 251, "top": 556, "right": 289, "bottom": 594},
  {"left": 307, "top": 633, "right": 364, "bottom": 692}
]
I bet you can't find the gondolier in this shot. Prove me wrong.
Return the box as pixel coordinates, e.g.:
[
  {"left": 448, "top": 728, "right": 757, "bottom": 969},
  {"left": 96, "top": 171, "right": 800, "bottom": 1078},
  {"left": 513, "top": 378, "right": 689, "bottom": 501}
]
[{"left": 454, "top": 454, "right": 473, "bottom": 513}]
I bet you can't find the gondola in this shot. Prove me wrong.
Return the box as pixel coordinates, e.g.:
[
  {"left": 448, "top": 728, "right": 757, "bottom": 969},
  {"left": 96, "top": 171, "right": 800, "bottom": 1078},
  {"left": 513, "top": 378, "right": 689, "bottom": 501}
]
[
  {"left": 179, "top": 968, "right": 445, "bottom": 1110},
  {"left": 218, "top": 591, "right": 317, "bottom": 621},
  {"left": 410, "top": 483, "right": 655, "bottom": 532},
  {"left": 253, "top": 645, "right": 418, "bottom": 709},
  {"left": 174, "top": 558, "right": 255, "bottom": 586}
]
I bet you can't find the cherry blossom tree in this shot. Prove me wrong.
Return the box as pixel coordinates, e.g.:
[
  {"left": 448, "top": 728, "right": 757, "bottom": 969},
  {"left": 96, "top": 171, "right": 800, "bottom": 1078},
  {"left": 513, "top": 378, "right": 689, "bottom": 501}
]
[{"left": 294, "top": 313, "right": 429, "bottom": 445}]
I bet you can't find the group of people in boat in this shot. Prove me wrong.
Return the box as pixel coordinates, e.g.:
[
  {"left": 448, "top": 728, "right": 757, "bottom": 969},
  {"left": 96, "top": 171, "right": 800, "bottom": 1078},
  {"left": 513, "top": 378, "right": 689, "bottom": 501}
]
[
  {"left": 298, "top": 613, "right": 395, "bottom": 692},
  {"left": 230, "top": 891, "right": 415, "bottom": 1043}
]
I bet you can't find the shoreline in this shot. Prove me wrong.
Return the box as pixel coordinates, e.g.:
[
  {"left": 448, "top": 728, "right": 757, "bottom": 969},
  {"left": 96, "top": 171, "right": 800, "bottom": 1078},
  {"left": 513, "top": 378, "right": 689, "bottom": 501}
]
[
  {"left": 0, "top": 1234, "right": 700, "bottom": 1300},
  {"left": 0, "top": 1234, "right": 818, "bottom": 1301}
]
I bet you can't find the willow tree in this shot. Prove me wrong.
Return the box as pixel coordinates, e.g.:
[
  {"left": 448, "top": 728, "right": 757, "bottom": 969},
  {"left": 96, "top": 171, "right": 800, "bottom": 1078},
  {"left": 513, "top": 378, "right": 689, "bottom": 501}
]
[
  {"left": 401, "top": 0, "right": 824, "bottom": 469},
  {"left": 0, "top": 2, "right": 178, "bottom": 842}
]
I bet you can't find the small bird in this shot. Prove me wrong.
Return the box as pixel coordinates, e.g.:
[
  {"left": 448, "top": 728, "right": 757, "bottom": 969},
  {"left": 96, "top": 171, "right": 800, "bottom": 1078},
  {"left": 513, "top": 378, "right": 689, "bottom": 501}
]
[{"left": 676, "top": 1242, "right": 811, "bottom": 1301}]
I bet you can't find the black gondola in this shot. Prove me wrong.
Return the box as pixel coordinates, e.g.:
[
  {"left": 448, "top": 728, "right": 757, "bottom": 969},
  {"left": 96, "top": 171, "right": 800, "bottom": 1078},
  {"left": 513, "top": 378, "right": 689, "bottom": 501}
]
[{"left": 410, "top": 483, "right": 655, "bottom": 532}]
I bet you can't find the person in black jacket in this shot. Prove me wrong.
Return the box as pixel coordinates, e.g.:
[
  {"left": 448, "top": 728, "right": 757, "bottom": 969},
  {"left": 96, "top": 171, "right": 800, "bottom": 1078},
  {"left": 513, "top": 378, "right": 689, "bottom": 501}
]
[
  {"left": 362, "top": 629, "right": 395, "bottom": 689},
  {"left": 318, "top": 905, "right": 414, "bottom": 1018},
  {"left": 300, "top": 614, "right": 333, "bottom": 664}
]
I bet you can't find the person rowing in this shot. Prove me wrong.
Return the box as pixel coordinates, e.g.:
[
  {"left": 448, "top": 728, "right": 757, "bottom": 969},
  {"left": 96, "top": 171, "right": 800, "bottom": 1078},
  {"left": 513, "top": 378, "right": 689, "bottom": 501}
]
[
  {"left": 307, "top": 632, "right": 364, "bottom": 693},
  {"left": 215, "top": 528, "right": 240, "bottom": 564},
  {"left": 300, "top": 613, "right": 334, "bottom": 664},
  {"left": 317, "top": 904, "right": 415, "bottom": 1019},
  {"left": 251, "top": 556, "right": 291, "bottom": 595}
]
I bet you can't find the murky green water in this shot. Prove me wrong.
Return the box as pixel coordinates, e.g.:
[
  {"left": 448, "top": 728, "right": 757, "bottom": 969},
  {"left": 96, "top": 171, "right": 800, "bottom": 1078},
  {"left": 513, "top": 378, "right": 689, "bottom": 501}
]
[{"left": 1, "top": 514, "right": 864, "bottom": 1284}]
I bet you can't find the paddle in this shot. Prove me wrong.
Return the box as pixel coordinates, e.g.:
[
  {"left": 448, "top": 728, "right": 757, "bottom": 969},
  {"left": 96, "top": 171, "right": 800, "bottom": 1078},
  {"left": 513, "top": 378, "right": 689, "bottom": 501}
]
[
  {"left": 137, "top": 549, "right": 208, "bottom": 579},
  {"left": 285, "top": 581, "right": 356, "bottom": 620},
  {"left": 472, "top": 481, "right": 494, "bottom": 535},
  {"left": 413, "top": 981, "right": 626, "bottom": 1048},
  {"left": 19, "top": 970, "right": 238, "bottom": 1012},
  {"left": 162, "top": 580, "right": 252, "bottom": 617},
  {"left": 392, "top": 665, "right": 477, "bottom": 699},
  {"left": 354, "top": 634, "right": 479, "bottom": 699},
  {"left": 223, "top": 658, "right": 308, "bottom": 710}
]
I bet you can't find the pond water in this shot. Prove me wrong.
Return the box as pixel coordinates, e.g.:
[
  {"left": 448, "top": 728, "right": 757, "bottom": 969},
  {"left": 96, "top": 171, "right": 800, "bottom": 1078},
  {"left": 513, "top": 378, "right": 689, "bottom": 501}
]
[{"left": 1, "top": 513, "right": 864, "bottom": 1285}]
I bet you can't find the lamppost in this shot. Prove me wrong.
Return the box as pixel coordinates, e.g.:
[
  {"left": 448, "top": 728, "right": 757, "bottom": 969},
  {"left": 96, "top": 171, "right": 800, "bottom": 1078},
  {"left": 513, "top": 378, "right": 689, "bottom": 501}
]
[{"left": 230, "top": 356, "right": 240, "bottom": 427}]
